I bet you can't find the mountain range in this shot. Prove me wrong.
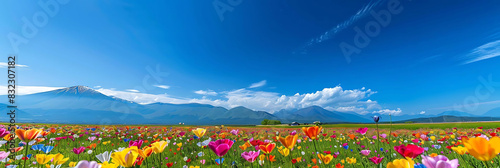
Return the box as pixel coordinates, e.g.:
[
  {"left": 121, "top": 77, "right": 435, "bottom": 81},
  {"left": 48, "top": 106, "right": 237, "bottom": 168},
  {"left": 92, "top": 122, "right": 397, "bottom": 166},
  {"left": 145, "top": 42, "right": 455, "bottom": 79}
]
[{"left": 3, "top": 86, "right": 499, "bottom": 125}]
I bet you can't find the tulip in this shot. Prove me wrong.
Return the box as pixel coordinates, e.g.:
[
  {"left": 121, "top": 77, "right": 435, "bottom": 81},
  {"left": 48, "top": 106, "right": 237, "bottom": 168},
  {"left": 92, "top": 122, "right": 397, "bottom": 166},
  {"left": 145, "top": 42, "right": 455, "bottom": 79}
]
[
  {"left": 96, "top": 151, "right": 112, "bottom": 163},
  {"left": 462, "top": 136, "right": 500, "bottom": 161},
  {"left": 373, "top": 116, "right": 380, "bottom": 122},
  {"left": 128, "top": 139, "right": 143, "bottom": 148},
  {"left": 259, "top": 143, "right": 276, "bottom": 154},
  {"left": 394, "top": 144, "right": 425, "bottom": 158},
  {"left": 302, "top": 126, "right": 322, "bottom": 140},
  {"left": 53, "top": 153, "right": 69, "bottom": 165},
  {"left": 278, "top": 134, "right": 298, "bottom": 149},
  {"left": 15, "top": 129, "right": 42, "bottom": 142},
  {"left": 138, "top": 146, "right": 153, "bottom": 158},
  {"left": 356, "top": 128, "right": 368, "bottom": 135},
  {"left": 0, "top": 128, "right": 10, "bottom": 138},
  {"left": 73, "top": 147, "right": 86, "bottom": 155},
  {"left": 192, "top": 128, "right": 206, "bottom": 137},
  {"left": 0, "top": 151, "right": 10, "bottom": 160},
  {"left": 360, "top": 150, "right": 371, "bottom": 156},
  {"left": 317, "top": 154, "right": 333, "bottom": 164},
  {"left": 36, "top": 154, "right": 55, "bottom": 165},
  {"left": 241, "top": 150, "right": 260, "bottom": 163},
  {"left": 278, "top": 147, "right": 290, "bottom": 156},
  {"left": 110, "top": 146, "right": 139, "bottom": 168},
  {"left": 421, "top": 155, "right": 459, "bottom": 168},
  {"left": 151, "top": 141, "right": 168, "bottom": 153},
  {"left": 346, "top": 157, "right": 356, "bottom": 164},
  {"left": 74, "top": 160, "right": 101, "bottom": 168},
  {"left": 208, "top": 139, "right": 234, "bottom": 157},
  {"left": 387, "top": 158, "right": 414, "bottom": 168},
  {"left": 451, "top": 146, "right": 467, "bottom": 155},
  {"left": 369, "top": 157, "right": 384, "bottom": 164}
]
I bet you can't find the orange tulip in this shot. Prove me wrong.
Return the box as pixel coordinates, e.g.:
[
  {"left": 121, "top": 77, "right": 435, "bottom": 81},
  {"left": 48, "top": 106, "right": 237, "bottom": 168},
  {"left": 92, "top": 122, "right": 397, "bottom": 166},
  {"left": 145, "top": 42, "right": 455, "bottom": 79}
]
[
  {"left": 259, "top": 143, "right": 276, "bottom": 154},
  {"left": 139, "top": 146, "right": 153, "bottom": 158},
  {"left": 302, "top": 126, "right": 322, "bottom": 140},
  {"left": 269, "top": 155, "right": 276, "bottom": 162},
  {"left": 15, "top": 129, "right": 43, "bottom": 142},
  {"left": 278, "top": 134, "right": 298, "bottom": 149},
  {"left": 463, "top": 137, "right": 500, "bottom": 161}
]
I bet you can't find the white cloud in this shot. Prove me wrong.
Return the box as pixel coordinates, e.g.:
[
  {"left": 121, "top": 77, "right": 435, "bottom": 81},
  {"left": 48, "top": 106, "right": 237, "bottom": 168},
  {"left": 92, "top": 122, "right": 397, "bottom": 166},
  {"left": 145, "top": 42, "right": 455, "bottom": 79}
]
[
  {"left": 462, "top": 39, "right": 500, "bottom": 64},
  {"left": 419, "top": 111, "right": 426, "bottom": 114},
  {"left": 154, "top": 85, "right": 170, "bottom": 89},
  {"left": 125, "top": 89, "right": 140, "bottom": 93},
  {"left": 0, "top": 85, "right": 63, "bottom": 95},
  {"left": 374, "top": 108, "right": 402, "bottom": 115},
  {"left": 0, "top": 62, "right": 29, "bottom": 68},
  {"left": 5, "top": 85, "right": 398, "bottom": 115},
  {"left": 94, "top": 86, "right": 102, "bottom": 89},
  {"left": 96, "top": 88, "right": 188, "bottom": 104},
  {"left": 248, "top": 80, "right": 267, "bottom": 88},
  {"left": 194, "top": 90, "right": 218, "bottom": 96}
]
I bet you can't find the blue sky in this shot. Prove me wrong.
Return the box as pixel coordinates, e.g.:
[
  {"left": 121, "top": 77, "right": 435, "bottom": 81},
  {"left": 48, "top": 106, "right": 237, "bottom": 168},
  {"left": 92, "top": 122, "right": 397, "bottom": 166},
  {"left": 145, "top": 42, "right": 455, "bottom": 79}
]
[{"left": 2, "top": 0, "right": 500, "bottom": 115}]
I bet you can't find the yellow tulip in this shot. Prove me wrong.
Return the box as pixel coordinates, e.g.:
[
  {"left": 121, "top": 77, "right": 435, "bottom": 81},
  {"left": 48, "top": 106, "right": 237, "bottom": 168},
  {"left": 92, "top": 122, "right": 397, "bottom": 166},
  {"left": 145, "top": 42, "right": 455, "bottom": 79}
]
[
  {"left": 463, "top": 137, "right": 500, "bottom": 161},
  {"left": 52, "top": 154, "right": 69, "bottom": 165},
  {"left": 451, "top": 146, "right": 468, "bottom": 155},
  {"left": 317, "top": 154, "right": 333, "bottom": 164},
  {"left": 100, "top": 161, "right": 119, "bottom": 168},
  {"left": 387, "top": 158, "right": 414, "bottom": 168},
  {"left": 111, "top": 146, "right": 139, "bottom": 167},
  {"left": 36, "top": 154, "right": 55, "bottom": 165},
  {"left": 177, "top": 143, "right": 183, "bottom": 148},
  {"left": 189, "top": 166, "right": 200, "bottom": 168},
  {"left": 151, "top": 141, "right": 168, "bottom": 154},
  {"left": 259, "top": 154, "right": 266, "bottom": 161},
  {"left": 430, "top": 136, "right": 436, "bottom": 141},
  {"left": 346, "top": 157, "right": 356, "bottom": 164},
  {"left": 278, "top": 148, "right": 290, "bottom": 156},
  {"left": 192, "top": 128, "right": 206, "bottom": 137},
  {"left": 69, "top": 162, "right": 77, "bottom": 167}
]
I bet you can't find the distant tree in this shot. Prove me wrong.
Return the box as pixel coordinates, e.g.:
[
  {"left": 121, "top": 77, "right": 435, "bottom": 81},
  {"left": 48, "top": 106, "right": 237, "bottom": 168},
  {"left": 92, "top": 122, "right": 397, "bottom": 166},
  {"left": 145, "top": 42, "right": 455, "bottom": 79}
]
[{"left": 261, "top": 119, "right": 269, "bottom": 125}]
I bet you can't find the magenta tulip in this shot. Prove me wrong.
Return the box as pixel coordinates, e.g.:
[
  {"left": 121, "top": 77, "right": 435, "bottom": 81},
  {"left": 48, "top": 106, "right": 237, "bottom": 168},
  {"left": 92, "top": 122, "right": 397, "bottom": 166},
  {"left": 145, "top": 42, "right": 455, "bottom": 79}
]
[
  {"left": 73, "top": 147, "right": 86, "bottom": 155},
  {"left": 369, "top": 157, "right": 384, "bottom": 164},
  {"left": 208, "top": 139, "right": 234, "bottom": 157}
]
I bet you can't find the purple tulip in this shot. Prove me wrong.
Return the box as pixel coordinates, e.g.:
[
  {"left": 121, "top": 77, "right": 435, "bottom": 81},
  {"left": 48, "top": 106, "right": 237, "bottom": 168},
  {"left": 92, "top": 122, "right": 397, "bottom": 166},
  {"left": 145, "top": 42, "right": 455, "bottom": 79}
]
[
  {"left": 74, "top": 160, "right": 101, "bottom": 168},
  {"left": 422, "top": 155, "right": 459, "bottom": 168},
  {"left": 372, "top": 116, "right": 380, "bottom": 123}
]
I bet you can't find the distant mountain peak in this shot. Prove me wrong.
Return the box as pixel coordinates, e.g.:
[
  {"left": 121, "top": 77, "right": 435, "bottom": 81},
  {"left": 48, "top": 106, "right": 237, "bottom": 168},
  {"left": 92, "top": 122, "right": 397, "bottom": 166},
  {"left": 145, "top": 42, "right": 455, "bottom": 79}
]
[{"left": 54, "top": 85, "right": 100, "bottom": 94}]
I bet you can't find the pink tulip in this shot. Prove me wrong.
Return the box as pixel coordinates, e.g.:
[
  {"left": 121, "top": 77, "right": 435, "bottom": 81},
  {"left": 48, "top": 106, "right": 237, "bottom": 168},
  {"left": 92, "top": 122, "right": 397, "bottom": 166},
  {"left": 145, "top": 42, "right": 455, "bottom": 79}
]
[
  {"left": 241, "top": 150, "right": 260, "bottom": 163},
  {"left": 356, "top": 127, "right": 368, "bottom": 135},
  {"left": 0, "top": 151, "right": 10, "bottom": 160},
  {"left": 208, "top": 139, "right": 234, "bottom": 157},
  {"left": 0, "top": 128, "right": 10, "bottom": 138},
  {"left": 129, "top": 139, "right": 143, "bottom": 148},
  {"left": 380, "top": 134, "right": 387, "bottom": 139},
  {"left": 360, "top": 150, "right": 371, "bottom": 156}
]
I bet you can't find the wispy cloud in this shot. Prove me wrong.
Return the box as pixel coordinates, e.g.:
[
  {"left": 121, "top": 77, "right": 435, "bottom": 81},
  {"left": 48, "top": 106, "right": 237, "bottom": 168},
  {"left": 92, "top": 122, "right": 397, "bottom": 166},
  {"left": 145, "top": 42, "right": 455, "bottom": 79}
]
[
  {"left": 0, "top": 62, "right": 29, "bottom": 68},
  {"left": 154, "top": 85, "right": 170, "bottom": 89},
  {"left": 462, "top": 39, "right": 500, "bottom": 64},
  {"left": 194, "top": 89, "right": 218, "bottom": 96},
  {"left": 296, "top": 0, "right": 382, "bottom": 53},
  {"left": 125, "top": 89, "right": 140, "bottom": 93},
  {"left": 0, "top": 85, "right": 62, "bottom": 95},
  {"left": 374, "top": 108, "right": 402, "bottom": 115},
  {"left": 248, "top": 80, "right": 267, "bottom": 88}
]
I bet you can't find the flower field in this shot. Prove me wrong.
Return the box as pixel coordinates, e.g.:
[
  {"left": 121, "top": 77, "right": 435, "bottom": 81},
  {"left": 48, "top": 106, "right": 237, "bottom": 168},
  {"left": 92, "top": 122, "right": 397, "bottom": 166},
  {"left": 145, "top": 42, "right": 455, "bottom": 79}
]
[{"left": 1, "top": 122, "right": 500, "bottom": 168}]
